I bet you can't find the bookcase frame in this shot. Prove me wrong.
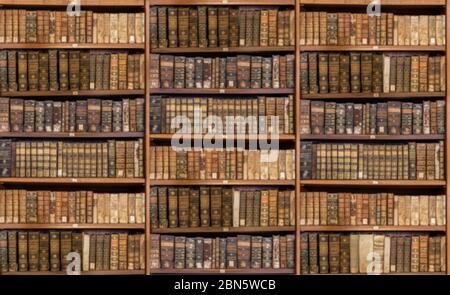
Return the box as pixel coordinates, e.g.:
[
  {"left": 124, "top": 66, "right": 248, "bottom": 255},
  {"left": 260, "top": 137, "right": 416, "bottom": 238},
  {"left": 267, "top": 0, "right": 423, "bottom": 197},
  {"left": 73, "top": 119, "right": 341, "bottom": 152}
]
[
  {"left": 0, "top": 0, "right": 449, "bottom": 276},
  {"left": 0, "top": 0, "right": 147, "bottom": 275}
]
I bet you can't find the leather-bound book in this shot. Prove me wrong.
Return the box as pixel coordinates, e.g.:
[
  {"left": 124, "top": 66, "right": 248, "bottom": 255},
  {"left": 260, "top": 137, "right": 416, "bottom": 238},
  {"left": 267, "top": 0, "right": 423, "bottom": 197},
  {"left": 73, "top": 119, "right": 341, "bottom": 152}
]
[
  {"left": 318, "top": 54, "right": 329, "bottom": 93},
  {"left": 361, "top": 53, "right": 372, "bottom": 93},
  {"left": 208, "top": 7, "right": 218, "bottom": 47},
  {"left": 218, "top": 7, "right": 229, "bottom": 47},
  {"left": 188, "top": 8, "right": 199, "bottom": 48},
  {"left": 308, "top": 53, "right": 319, "bottom": 94},
  {"left": 350, "top": 53, "right": 361, "bottom": 93}
]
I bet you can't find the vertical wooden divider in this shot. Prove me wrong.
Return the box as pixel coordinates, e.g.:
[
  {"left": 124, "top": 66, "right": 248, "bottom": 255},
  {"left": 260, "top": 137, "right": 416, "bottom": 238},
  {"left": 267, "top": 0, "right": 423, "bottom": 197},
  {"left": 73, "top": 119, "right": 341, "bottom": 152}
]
[
  {"left": 145, "top": 0, "right": 152, "bottom": 275},
  {"left": 295, "top": 0, "right": 302, "bottom": 276},
  {"left": 446, "top": 0, "right": 450, "bottom": 276}
]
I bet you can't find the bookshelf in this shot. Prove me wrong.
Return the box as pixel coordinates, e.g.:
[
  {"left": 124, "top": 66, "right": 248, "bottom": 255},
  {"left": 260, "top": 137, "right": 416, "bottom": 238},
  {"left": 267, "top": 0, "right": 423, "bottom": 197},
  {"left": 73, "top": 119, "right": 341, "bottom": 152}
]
[
  {"left": 0, "top": 0, "right": 147, "bottom": 275},
  {"left": 0, "top": 0, "right": 448, "bottom": 276},
  {"left": 297, "top": 0, "right": 449, "bottom": 276}
]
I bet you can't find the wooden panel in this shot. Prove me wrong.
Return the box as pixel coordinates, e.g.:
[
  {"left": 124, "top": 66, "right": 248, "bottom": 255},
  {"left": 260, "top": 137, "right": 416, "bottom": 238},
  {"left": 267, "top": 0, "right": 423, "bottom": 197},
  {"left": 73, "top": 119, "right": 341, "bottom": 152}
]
[
  {"left": 300, "top": 46, "right": 445, "bottom": 52},
  {"left": 149, "top": 88, "right": 295, "bottom": 95},
  {"left": 300, "top": 135, "right": 445, "bottom": 141},
  {"left": 152, "top": 46, "right": 295, "bottom": 53},
  {"left": 300, "top": 0, "right": 445, "bottom": 6},
  {"left": 302, "top": 92, "right": 446, "bottom": 100},
  {"left": 0, "top": 132, "right": 144, "bottom": 139},
  {"left": 301, "top": 180, "right": 447, "bottom": 187},
  {"left": 0, "top": 0, "right": 144, "bottom": 6},
  {"left": 0, "top": 178, "right": 145, "bottom": 185},
  {"left": 301, "top": 226, "right": 446, "bottom": 232},
  {"left": 0, "top": 44, "right": 145, "bottom": 49},
  {"left": 149, "top": 0, "right": 295, "bottom": 5},
  {"left": 0, "top": 224, "right": 145, "bottom": 229},
  {"left": 151, "top": 268, "right": 295, "bottom": 274},
  {"left": 152, "top": 226, "right": 295, "bottom": 234},
  {"left": 150, "top": 180, "right": 296, "bottom": 186},
  {"left": 2, "top": 90, "right": 145, "bottom": 97}
]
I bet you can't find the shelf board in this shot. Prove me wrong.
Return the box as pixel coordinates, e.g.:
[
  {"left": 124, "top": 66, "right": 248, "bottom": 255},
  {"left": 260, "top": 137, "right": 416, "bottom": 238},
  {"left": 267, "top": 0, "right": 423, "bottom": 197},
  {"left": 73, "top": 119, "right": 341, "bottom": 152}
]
[
  {"left": 0, "top": 43, "right": 144, "bottom": 49},
  {"left": 149, "top": 180, "right": 296, "bottom": 186},
  {"left": 300, "top": 45, "right": 446, "bottom": 52},
  {"left": 0, "top": 178, "right": 145, "bottom": 185},
  {"left": 152, "top": 226, "right": 295, "bottom": 234},
  {"left": 1, "top": 270, "right": 145, "bottom": 275},
  {"left": 150, "top": 88, "right": 295, "bottom": 95},
  {"left": 300, "top": 134, "right": 445, "bottom": 141},
  {"left": 151, "top": 46, "right": 294, "bottom": 54},
  {"left": 301, "top": 92, "right": 445, "bottom": 100},
  {"left": 302, "top": 272, "right": 446, "bottom": 275},
  {"left": 149, "top": 0, "right": 294, "bottom": 5},
  {"left": 149, "top": 133, "right": 295, "bottom": 141},
  {"left": 0, "top": 224, "right": 145, "bottom": 230},
  {"left": 300, "top": 226, "right": 446, "bottom": 232},
  {"left": 301, "top": 180, "right": 446, "bottom": 187},
  {"left": 0, "top": 0, "right": 145, "bottom": 6},
  {"left": 1, "top": 90, "right": 144, "bottom": 97},
  {"left": 0, "top": 132, "right": 144, "bottom": 139},
  {"left": 151, "top": 268, "right": 295, "bottom": 274},
  {"left": 299, "top": 0, "right": 445, "bottom": 6}
]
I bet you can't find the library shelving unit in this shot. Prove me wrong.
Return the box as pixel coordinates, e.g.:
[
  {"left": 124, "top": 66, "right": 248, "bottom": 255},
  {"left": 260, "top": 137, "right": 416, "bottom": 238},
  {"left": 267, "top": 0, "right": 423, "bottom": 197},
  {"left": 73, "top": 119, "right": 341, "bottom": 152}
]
[
  {"left": 146, "top": 0, "right": 298, "bottom": 275},
  {"left": 297, "top": 0, "right": 450, "bottom": 275},
  {"left": 0, "top": 0, "right": 449, "bottom": 276},
  {"left": 0, "top": 0, "right": 147, "bottom": 275}
]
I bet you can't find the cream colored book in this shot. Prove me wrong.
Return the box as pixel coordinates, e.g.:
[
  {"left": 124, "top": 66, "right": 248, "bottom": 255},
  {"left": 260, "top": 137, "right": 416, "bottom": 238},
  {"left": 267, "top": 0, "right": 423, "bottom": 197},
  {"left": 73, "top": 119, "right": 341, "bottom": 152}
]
[{"left": 358, "top": 234, "right": 374, "bottom": 274}]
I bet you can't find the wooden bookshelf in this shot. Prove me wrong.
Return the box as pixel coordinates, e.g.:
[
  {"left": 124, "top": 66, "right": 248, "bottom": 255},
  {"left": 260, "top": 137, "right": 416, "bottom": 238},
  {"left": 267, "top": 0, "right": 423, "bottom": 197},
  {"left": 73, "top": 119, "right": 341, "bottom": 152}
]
[
  {"left": 300, "top": 180, "right": 447, "bottom": 187},
  {"left": 1, "top": 90, "right": 145, "bottom": 97},
  {"left": 2, "top": 270, "right": 145, "bottom": 275},
  {"left": 302, "top": 92, "right": 446, "bottom": 100},
  {"left": 151, "top": 46, "right": 295, "bottom": 54},
  {"left": 0, "top": 178, "right": 146, "bottom": 185},
  {"left": 1, "top": 0, "right": 449, "bottom": 277},
  {"left": 148, "top": 133, "right": 296, "bottom": 141},
  {"left": 0, "top": 44, "right": 145, "bottom": 50},
  {"left": 300, "top": 134, "right": 445, "bottom": 141},
  {"left": 301, "top": 226, "right": 447, "bottom": 232},
  {"left": 151, "top": 268, "right": 295, "bottom": 274},
  {"left": 0, "top": 224, "right": 146, "bottom": 230},
  {"left": 149, "top": 88, "right": 295, "bottom": 95},
  {"left": 152, "top": 226, "right": 295, "bottom": 234},
  {"left": 150, "top": 180, "right": 296, "bottom": 186},
  {"left": 300, "top": 45, "right": 446, "bottom": 52},
  {"left": 0, "top": 132, "right": 144, "bottom": 139}
]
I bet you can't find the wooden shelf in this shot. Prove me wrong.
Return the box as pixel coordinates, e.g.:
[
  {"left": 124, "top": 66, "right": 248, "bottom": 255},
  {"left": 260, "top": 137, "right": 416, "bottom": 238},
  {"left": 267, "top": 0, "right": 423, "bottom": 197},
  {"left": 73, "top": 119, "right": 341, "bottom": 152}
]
[
  {"left": 1, "top": 90, "right": 145, "bottom": 97},
  {"left": 0, "top": 43, "right": 144, "bottom": 49},
  {"left": 301, "top": 180, "right": 446, "bottom": 187},
  {"left": 300, "top": 226, "right": 446, "bottom": 232},
  {"left": 300, "top": 45, "right": 446, "bottom": 52},
  {"left": 150, "top": 180, "right": 295, "bottom": 186},
  {"left": 1, "top": 270, "right": 145, "bottom": 275},
  {"left": 149, "top": 0, "right": 295, "bottom": 5},
  {"left": 0, "top": 132, "right": 144, "bottom": 139},
  {"left": 0, "top": 178, "right": 145, "bottom": 185},
  {"left": 151, "top": 268, "right": 295, "bottom": 274},
  {"left": 149, "top": 133, "right": 296, "bottom": 141},
  {"left": 152, "top": 226, "right": 295, "bottom": 234},
  {"left": 0, "top": 224, "right": 145, "bottom": 230},
  {"left": 149, "top": 88, "right": 295, "bottom": 95},
  {"left": 300, "top": 134, "right": 445, "bottom": 141},
  {"left": 151, "top": 46, "right": 295, "bottom": 54},
  {"left": 302, "top": 272, "right": 446, "bottom": 275},
  {"left": 0, "top": 0, "right": 145, "bottom": 6},
  {"left": 301, "top": 92, "right": 445, "bottom": 100},
  {"left": 299, "top": 0, "right": 445, "bottom": 6}
]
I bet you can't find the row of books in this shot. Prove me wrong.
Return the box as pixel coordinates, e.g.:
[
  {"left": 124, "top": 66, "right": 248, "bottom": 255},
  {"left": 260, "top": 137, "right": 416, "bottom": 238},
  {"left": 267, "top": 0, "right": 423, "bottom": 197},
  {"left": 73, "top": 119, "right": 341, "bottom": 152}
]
[
  {"left": 149, "top": 147, "right": 296, "bottom": 180},
  {"left": 0, "top": 139, "right": 144, "bottom": 178},
  {"left": 150, "top": 6, "right": 294, "bottom": 48},
  {"left": 0, "top": 190, "right": 145, "bottom": 225},
  {"left": 150, "top": 187, "right": 295, "bottom": 229},
  {"left": 150, "top": 95, "right": 294, "bottom": 135},
  {"left": 300, "top": 233, "right": 446, "bottom": 274},
  {"left": 149, "top": 54, "right": 295, "bottom": 89},
  {"left": 0, "top": 98, "right": 145, "bottom": 133},
  {"left": 300, "top": 100, "right": 446, "bottom": 136},
  {"left": 299, "top": 12, "right": 446, "bottom": 46},
  {"left": 299, "top": 192, "right": 446, "bottom": 226},
  {"left": 0, "top": 231, "right": 145, "bottom": 273},
  {"left": 0, "top": 10, "right": 145, "bottom": 44},
  {"left": 150, "top": 234, "right": 295, "bottom": 270},
  {"left": 300, "top": 53, "right": 445, "bottom": 94},
  {"left": 300, "top": 141, "right": 445, "bottom": 180},
  {"left": 0, "top": 50, "right": 145, "bottom": 92}
]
